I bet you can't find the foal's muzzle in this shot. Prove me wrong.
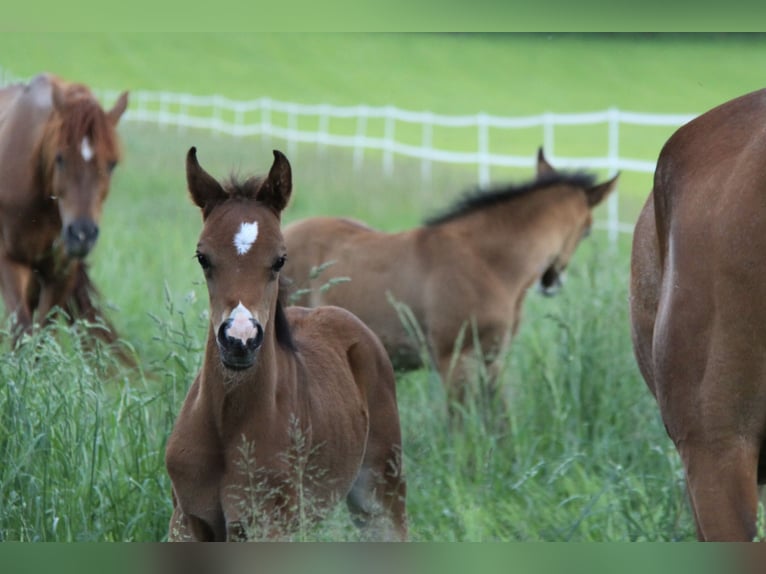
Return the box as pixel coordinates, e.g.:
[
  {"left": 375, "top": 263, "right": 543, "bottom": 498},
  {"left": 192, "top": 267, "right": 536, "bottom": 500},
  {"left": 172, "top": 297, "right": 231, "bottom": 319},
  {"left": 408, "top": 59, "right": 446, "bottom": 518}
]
[
  {"left": 216, "top": 317, "right": 264, "bottom": 370},
  {"left": 538, "top": 266, "right": 563, "bottom": 297},
  {"left": 64, "top": 218, "right": 100, "bottom": 258}
]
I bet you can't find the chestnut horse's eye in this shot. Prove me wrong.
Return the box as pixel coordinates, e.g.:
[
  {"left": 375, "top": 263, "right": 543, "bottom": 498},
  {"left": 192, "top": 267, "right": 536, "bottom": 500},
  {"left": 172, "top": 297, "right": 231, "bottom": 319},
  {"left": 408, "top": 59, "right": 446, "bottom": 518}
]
[
  {"left": 54, "top": 152, "right": 64, "bottom": 168},
  {"left": 106, "top": 160, "right": 118, "bottom": 174},
  {"left": 196, "top": 251, "right": 211, "bottom": 272},
  {"left": 272, "top": 255, "right": 287, "bottom": 273}
]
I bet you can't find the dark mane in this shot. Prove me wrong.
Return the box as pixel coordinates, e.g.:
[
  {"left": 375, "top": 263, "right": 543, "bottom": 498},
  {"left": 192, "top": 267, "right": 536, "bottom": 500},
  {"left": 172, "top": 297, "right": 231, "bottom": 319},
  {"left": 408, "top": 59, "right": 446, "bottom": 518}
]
[
  {"left": 275, "top": 261, "right": 297, "bottom": 352},
  {"left": 223, "top": 174, "right": 266, "bottom": 200},
  {"left": 424, "top": 171, "right": 597, "bottom": 226},
  {"left": 55, "top": 85, "right": 121, "bottom": 157}
]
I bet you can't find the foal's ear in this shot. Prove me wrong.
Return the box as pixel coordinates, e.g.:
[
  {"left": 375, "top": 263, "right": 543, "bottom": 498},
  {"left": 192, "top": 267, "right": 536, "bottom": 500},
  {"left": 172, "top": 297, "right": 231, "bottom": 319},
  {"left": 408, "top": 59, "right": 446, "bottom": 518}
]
[
  {"left": 257, "top": 150, "right": 292, "bottom": 215},
  {"left": 586, "top": 173, "right": 620, "bottom": 207},
  {"left": 536, "top": 146, "right": 556, "bottom": 177},
  {"left": 186, "top": 147, "right": 228, "bottom": 218},
  {"left": 107, "top": 91, "right": 129, "bottom": 125}
]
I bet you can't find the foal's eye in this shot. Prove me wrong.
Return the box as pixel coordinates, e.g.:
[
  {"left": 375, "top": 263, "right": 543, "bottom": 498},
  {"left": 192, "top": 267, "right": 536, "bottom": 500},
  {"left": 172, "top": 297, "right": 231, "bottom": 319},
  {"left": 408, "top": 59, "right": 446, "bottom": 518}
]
[
  {"left": 195, "top": 252, "right": 211, "bottom": 271},
  {"left": 55, "top": 153, "right": 64, "bottom": 167},
  {"left": 106, "top": 160, "right": 118, "bottom": 173},
  {"left": 271, "top": 255, "right": 287, "bottom": 273}
]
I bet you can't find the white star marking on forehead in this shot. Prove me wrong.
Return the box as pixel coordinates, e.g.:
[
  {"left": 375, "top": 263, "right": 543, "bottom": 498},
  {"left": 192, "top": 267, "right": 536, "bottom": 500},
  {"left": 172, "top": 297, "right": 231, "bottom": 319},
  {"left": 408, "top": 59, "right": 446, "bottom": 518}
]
[
  {"left": 233, "top": 221, "right": 259, "bottom": 255},
  {"left": 81, "top": 137, "right": 94, "bottom": 162}
]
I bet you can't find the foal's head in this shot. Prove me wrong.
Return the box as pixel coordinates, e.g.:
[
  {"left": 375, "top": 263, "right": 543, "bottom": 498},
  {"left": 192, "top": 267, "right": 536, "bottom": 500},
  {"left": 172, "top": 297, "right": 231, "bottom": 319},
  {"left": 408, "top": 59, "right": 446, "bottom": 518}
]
[
  {"left": 187, "top": 147, "right": 292, "bottom": 371},
  {"left": 46, "top": 80, "right": 129, "bottom": 258},
  {"left": 534, "top": 147, "right": 619, "bottom": 296}
]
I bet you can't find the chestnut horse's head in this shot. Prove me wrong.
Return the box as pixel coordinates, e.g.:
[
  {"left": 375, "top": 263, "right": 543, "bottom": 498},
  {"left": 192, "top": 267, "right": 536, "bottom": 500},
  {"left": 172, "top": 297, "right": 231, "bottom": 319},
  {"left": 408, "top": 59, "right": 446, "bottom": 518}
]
[
  {"left": 47, "top": 80, "right": 128, "bottom": 258},
  {"left": 187, "top": 147, "right": 293, "bottom": 371}
]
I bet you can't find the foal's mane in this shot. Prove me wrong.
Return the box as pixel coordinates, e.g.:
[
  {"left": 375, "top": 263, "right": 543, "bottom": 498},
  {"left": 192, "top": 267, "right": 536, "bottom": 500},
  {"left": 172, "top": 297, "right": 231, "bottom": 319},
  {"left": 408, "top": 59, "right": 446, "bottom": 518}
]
[
  {"left": 424, "top": 171, "right": 597, "bottom": 226},
  {"left": 221, "top": 172, "right": 297, "bottom": 352},
  {"left": 48, "top": 83, "right": 121, "bottom": 158}
]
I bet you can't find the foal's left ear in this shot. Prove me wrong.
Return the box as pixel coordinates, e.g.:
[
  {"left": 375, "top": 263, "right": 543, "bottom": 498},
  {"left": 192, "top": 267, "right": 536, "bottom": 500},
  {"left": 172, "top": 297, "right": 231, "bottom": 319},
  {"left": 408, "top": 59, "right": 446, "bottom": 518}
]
[
  {"left": 257, "top": 150, "right": 292, "bottom": 215},
  {"left": 586, "top": 173, "right": 620, "bottom": 207},
  {"left": 186, "top": 147, "right": 229, "bottom": 219},
  {"left": 107, "top": 91, "right": 129, "bottom": 125},
  {"left": 536, "top": 146, "right": 556, "bottom": 177}
]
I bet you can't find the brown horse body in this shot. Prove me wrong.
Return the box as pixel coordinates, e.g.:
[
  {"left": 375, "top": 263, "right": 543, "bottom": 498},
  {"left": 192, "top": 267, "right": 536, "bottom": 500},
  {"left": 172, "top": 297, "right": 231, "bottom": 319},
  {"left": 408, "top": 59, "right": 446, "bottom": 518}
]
[
  {"left": 165, "top": 148, "right": 407, "bottom": 541},
  {"left": 630, "top": 88, "right": 766, "bottom": 541},
  {"left": 284, "top": 150, "right": 617, "bottom": 408},
  {"left": 0, "top": 73, "right": 128, "bottom": 338}
]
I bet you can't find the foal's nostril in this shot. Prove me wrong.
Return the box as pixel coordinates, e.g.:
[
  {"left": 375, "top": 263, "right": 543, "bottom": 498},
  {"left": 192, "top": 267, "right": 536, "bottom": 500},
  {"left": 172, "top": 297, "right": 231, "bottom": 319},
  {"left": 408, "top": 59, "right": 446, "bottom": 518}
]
[{"left": 217, "top": 318, "right": 264, "bottom": 352}]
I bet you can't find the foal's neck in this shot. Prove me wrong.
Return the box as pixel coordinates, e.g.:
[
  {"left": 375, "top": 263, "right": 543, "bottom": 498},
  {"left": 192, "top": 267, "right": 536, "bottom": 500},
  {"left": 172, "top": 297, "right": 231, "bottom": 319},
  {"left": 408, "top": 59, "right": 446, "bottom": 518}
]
[
  {"left": 201, "top": 327, "right": 288, "bottom": 439},
  {"left": 444, "top": 191, "right": 573, "bottom": 280}
]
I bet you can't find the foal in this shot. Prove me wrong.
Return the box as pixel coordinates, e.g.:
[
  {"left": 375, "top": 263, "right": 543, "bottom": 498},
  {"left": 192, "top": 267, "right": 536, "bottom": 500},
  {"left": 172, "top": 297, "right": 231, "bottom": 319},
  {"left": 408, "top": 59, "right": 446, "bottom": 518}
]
[
  {"left": 284, "top": 149, "right": 618, "bottom": 412},
  {"left": 165, "top": 148, "right": 407, "bottom": 541},
  {"left": 0, "top": 73, "right": 128, "bottom": 342}
]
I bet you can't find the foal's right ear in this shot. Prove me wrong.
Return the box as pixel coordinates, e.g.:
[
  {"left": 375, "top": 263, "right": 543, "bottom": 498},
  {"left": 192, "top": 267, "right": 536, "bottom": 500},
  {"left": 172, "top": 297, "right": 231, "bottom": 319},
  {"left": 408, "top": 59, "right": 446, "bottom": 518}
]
[
  {"left": 186, "top": 147, "right": 228, "bottom": 219},
  {"left": 536, "top": 146, "right": 556, "bottom": 177}
]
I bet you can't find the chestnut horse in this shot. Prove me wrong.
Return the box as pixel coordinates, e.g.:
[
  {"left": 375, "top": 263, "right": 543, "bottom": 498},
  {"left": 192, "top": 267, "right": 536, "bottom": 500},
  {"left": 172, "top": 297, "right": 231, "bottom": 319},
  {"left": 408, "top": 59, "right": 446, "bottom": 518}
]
[
  {"left": 284, "top": 149, "right": 618, "bottom": 410},
  {"left": 630, "top": 87, "right": 766, "bottom": 541},
  {"left": 165, "top": 148, "right": 407, "bottom": 541},
  {"left": 0, "top": 73, "right": 128, "bottom": 342}
]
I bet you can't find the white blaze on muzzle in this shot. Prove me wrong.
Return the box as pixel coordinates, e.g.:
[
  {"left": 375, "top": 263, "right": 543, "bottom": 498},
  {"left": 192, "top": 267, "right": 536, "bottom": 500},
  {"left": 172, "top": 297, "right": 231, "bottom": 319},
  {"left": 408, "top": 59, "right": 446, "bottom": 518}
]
[{"left": 226, "top": 302, "right": 258, "bottom": 343}]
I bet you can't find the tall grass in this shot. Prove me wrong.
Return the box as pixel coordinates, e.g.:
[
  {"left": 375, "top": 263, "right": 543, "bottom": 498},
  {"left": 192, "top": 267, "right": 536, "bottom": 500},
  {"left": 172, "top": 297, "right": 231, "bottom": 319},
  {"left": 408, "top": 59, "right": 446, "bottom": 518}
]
[{"left": 0, "top": 233, "right": 694, "bottom": 541}]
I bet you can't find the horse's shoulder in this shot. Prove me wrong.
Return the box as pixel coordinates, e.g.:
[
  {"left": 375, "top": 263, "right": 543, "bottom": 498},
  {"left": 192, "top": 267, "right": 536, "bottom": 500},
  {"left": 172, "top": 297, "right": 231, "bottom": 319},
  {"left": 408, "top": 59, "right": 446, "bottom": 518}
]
[{"left": 287, "top": 304, "right": 374, "bottom": 343}]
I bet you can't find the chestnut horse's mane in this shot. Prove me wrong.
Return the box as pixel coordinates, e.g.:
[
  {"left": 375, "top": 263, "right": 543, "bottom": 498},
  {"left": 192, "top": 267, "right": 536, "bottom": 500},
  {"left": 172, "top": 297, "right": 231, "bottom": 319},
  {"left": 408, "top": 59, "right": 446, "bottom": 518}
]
[
  {"left": 424, "top": 171, "right": 597, "bottom": 227},
  {"left": 45, "top": 83, "right": 122, "bottom": 158}
]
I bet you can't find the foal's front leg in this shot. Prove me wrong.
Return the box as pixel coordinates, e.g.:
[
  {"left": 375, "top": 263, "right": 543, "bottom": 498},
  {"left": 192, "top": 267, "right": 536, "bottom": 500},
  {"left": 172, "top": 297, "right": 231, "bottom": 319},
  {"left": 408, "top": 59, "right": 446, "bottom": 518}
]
[{"left": 0, "top": 252, "right": 35, "bottom": 336}]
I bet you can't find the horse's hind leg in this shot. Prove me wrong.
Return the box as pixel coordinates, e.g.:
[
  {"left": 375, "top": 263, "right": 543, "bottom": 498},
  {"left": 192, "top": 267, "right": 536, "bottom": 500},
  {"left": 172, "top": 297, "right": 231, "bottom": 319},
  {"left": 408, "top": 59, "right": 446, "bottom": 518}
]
[
  {"left": 680, "top": 438, "right": 761, "bottom": 541},
  {"left": 346, "top": 444, "right": 407, "bottom": 541}
]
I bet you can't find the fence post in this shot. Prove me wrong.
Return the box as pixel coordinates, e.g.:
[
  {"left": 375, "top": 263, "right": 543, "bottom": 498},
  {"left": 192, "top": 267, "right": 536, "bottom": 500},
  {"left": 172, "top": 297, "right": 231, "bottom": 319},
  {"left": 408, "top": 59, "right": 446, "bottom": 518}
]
[
  {"left": 261, "top": 97, "right": 272, "bottom": 146},
  {"left": 543, "top": 112, "right": 554, "bottom": 157},
  {"left": 353, "top": 105, "right": 368, "bottom": 171},
  {"left": 607, "top": 107, "right": 620, "bottom": 243},
  {"left": 477, "top": 113, "right": 489, "bottom": 187},
  {"left": 317, "top": 104, "right": 329, "bottom": 158},
  {"left": 287, "top": 107, "right": 298, "bottom": 159},
  {"left": 383, "top": 107, "right": 395, "bottom": 177},
  {"left": 421, "top": 112, "right": 433, "bottom": 186}
]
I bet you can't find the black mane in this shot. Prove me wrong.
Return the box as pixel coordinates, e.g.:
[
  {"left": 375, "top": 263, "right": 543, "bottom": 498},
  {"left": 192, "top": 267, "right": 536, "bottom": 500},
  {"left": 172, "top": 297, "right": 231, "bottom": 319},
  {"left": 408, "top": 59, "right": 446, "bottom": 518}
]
[
  {"left": 424, "top": 171, "right": 597, "bottom": 227},
  {"left": 223, "top": 173, "right": 266, "bottom": 199}
]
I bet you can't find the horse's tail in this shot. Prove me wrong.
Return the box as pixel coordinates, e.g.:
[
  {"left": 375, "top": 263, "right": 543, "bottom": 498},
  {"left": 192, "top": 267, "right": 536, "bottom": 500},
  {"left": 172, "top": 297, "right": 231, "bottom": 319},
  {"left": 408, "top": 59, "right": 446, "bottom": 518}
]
[{"left": 67, "top": 260, "right": 135, "bottom": 366}]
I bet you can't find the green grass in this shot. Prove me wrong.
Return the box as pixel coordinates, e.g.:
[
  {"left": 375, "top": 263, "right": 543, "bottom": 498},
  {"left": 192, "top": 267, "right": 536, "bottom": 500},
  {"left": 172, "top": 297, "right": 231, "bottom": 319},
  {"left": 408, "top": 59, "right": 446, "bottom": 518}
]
[{"left": 2, "top": 33, "right": 756, "bottom": 542}]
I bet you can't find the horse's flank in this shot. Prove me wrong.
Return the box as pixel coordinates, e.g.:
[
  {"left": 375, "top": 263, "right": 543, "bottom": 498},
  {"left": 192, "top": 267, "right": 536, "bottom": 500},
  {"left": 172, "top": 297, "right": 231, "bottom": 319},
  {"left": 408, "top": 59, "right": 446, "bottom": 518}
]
[{"left": 630, "top": 87, "right": 766, "bottom": 541}]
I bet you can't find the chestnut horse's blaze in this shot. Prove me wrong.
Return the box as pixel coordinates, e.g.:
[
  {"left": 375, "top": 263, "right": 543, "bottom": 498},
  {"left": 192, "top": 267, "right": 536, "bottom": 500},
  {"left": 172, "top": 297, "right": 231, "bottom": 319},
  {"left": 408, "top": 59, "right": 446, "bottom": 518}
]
[
  {"left": 0, "top": 73, "right": 128, "bottom": 341},
  {"left": 283, "top": 148, "right": 618, "bottom": 413},
  {"left": 165, "top": 148, "right": 407, "bottom": 541},
  {"left": 630, "top": 87, "right": 766, "bottom": 541}
]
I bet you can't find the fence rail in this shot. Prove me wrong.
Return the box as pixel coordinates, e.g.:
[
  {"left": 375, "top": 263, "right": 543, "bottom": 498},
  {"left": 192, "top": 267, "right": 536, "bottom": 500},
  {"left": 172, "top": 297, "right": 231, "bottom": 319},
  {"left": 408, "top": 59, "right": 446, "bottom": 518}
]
[{"left": 1, "top": 66, "right": 698, "bottom": 238}]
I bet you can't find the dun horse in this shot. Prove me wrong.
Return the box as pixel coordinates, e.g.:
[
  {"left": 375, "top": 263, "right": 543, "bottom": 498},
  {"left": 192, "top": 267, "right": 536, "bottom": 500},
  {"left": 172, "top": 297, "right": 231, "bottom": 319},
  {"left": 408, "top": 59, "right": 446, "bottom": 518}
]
[
  {"left": 284, "top": 149, "right": 618, "bottom": 409},
  {"left": 0, "top": 73, "right": 128, "bottom": 343},
  {"left": 165, "top": 148, "right": 407, "bottom": 541},
  {"left": 630, "top": 88, "right": 766, "bottom": 541}
]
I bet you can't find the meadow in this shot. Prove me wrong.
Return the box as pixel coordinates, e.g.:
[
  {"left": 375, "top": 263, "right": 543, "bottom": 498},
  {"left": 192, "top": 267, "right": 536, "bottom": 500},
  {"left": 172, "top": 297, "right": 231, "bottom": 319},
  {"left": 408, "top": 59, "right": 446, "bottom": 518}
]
[{"left": 1, "top": 33, "right": 765, "bottom": 542}]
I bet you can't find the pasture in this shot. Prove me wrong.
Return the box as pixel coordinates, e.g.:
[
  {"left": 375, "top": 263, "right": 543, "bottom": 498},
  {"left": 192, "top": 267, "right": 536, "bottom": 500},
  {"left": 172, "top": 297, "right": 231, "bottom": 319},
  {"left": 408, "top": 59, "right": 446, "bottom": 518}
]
[{"left": 0, "top": 33, "right": 765, "bottom": 542}]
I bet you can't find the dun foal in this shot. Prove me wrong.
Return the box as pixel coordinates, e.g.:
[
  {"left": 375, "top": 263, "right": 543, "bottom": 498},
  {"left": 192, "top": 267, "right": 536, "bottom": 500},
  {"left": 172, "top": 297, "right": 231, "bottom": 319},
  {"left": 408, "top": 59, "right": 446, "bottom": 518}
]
[
  {"left": 165, "top": 148, "right": 407, "bottom": 541},
  {"left": 284, "top": 149, "right": 618, "bottom": 411}
]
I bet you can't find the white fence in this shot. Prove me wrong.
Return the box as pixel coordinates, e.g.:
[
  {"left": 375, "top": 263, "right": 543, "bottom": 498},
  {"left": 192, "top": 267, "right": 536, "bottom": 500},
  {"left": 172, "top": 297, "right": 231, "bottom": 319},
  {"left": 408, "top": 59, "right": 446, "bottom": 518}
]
[{"left": 1, "top": 66, "right": 697, "bottom": 239}]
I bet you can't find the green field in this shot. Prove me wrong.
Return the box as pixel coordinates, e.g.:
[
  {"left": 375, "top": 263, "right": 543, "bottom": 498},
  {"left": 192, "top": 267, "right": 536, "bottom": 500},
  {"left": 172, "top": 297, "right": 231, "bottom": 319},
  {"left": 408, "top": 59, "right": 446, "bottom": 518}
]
[{"left": 0, "top": 33, "right": 764, "bottom": 542}]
